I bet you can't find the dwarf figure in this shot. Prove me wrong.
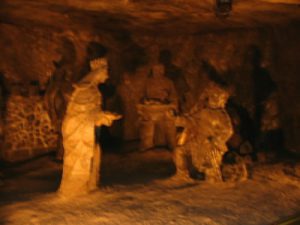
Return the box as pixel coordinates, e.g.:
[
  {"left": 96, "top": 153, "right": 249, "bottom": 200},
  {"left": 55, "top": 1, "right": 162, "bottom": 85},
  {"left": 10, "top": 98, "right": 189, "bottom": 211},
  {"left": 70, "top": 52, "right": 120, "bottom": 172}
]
[{"left": 173, "top": 81, "right": 233, "bottom": 182}]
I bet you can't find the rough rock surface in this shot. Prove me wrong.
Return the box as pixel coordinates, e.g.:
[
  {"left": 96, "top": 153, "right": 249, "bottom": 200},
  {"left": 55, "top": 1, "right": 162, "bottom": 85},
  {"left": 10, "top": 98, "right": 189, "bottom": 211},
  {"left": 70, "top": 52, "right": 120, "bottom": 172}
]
[{"left": 2, "top": 95, "right": 58, "bottom": 162}]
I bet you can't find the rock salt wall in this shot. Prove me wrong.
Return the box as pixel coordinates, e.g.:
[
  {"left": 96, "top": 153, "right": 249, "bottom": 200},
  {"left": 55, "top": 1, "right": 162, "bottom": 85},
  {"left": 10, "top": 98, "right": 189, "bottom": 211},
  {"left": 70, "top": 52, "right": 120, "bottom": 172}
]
[
  {"left": 0, "top": 23, "right": 299, "bottom": 154},
  {"left": 2, "top": 95, "right": 58, "bottom": 162}
]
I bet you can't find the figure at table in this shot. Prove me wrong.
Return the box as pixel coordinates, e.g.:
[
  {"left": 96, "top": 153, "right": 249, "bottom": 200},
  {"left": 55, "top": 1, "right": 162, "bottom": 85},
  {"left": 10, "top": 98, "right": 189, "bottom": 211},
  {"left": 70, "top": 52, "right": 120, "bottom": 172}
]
[{"left": 137, "top": 63, "right": 178, "bottom": 151}]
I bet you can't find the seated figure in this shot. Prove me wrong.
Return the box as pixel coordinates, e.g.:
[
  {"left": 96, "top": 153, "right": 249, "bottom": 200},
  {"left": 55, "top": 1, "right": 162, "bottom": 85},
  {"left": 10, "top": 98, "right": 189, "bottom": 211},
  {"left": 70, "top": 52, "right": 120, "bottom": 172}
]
[
  {"left": 137, "top": 64, "right": 178, "bottom": 151},
  {"left": 173, "top": 81, "right": 233, "bottom": 182}
]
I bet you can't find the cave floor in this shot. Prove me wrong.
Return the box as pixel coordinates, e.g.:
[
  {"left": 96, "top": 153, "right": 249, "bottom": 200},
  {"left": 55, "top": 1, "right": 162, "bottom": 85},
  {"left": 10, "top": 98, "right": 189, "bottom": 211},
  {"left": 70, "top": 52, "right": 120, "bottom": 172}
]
[{"left": 0, "top": 147, "right": 300, "bottom": 225}]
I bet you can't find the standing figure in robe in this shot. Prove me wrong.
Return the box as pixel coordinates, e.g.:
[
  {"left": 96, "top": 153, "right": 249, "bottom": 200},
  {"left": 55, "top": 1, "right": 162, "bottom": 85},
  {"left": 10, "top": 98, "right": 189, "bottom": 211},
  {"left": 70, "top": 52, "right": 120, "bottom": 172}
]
[{"left": 58, "top": 57, "right": 121, "bottom": 197}]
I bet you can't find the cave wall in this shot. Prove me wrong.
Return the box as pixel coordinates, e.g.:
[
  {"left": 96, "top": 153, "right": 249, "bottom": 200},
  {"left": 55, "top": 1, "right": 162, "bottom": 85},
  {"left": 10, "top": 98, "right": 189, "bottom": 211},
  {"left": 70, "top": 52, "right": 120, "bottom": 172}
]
[
  {"left": 0, "top": 25, "right": 58, "bottom": 86},
  {"left": 272, "top": 26, "right": 300, "bottom": 154},
  {"left": 109, "top": 29, "right": 277, "bottom": 142},
  {"left": 0, "top": 23, "right": 299, "bottom": 159},
  {"left": 2, "top": 89, "right": 58, "bottom": 162}
]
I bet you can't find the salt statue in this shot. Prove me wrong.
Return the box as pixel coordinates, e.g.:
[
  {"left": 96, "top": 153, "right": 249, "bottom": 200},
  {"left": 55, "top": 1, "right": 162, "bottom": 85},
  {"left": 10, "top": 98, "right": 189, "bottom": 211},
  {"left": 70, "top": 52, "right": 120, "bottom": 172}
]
[
  {"left": 137, "top": 63, "right": 178, "bottom": 151},
  {"left": 174, "top": 81, "right": 233, "bottom": 182},
  {"left": 58, "top": 58, "right": 121, "bottom": 197}
]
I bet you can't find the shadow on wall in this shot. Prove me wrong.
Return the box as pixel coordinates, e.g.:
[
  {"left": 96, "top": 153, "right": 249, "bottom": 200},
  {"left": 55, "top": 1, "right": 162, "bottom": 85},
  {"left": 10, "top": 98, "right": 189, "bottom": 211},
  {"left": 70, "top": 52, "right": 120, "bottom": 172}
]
[
  {"left": 117, "top": 32, "right": 148, "bottom": 74},
  {"left": 248, "top": 45, "right": 284, "bottom": 153},
  {"left": 0, "top": 73, "right": 6, "bottom": 154},
  {"left": 87, "top": 33, "right": 148, "bottom": 147},
  {"left": 225, "top": 45, "right": 285, "bottom": 158},
  {"left": 159, "top": 49, "right": 189, "bottom": 113}
]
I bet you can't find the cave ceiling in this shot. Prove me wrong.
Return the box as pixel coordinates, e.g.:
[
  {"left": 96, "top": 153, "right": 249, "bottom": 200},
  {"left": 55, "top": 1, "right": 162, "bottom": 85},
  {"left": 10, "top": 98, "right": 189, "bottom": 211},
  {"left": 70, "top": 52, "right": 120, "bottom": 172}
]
[
  {"left": 0, "top": 0, "right": 299, "bottom": 83},
  {"left": 1, "top": 0, "right": 300, "bottom": 35}
]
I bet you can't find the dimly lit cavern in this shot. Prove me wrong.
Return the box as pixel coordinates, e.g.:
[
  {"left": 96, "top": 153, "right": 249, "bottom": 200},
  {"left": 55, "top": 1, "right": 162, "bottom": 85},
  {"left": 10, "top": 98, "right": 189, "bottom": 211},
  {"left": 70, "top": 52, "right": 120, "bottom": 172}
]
[{"left": 0, "top": 0, "right": 300, "bottom": 224}]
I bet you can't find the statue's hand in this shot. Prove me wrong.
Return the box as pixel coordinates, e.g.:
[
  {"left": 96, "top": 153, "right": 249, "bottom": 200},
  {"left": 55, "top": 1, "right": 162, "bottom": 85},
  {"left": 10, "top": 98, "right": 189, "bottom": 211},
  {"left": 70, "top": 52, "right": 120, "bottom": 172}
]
[
  {"left": 104, "top": 112, "right": 122, "bottom": 120},
  {"left": 177, "top": 128, "right": 188, "bottom": 146},
  {"left": 96, "top": 112, "right": 122, "bottom": 127}
]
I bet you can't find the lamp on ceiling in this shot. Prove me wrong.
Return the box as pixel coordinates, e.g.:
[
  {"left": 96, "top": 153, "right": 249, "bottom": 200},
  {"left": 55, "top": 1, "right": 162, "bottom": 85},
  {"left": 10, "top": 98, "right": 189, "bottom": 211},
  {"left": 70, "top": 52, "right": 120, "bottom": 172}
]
[{"left": 215, "top": 0, "right": 232, "bottom": 18}]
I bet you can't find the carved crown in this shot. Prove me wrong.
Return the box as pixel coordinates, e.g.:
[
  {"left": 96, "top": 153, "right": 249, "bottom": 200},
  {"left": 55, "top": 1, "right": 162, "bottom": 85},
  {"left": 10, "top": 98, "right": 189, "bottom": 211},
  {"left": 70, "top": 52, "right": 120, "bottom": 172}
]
[{"left": 90, "top": 58, "right": 107, "bottom": 71}]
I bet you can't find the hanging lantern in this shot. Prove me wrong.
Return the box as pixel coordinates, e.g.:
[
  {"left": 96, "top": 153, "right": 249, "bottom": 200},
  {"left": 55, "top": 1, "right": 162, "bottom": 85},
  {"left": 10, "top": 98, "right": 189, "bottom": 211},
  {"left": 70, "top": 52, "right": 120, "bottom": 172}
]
[{"left": 215, "top": 0, "right": 232, "bottom": 18}]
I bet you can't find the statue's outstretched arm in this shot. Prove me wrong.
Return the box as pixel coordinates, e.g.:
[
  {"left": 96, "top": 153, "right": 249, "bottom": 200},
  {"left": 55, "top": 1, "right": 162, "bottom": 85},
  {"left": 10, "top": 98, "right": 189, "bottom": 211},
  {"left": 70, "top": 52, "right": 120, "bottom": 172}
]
[{"left": 96, "top": 112, "right": 122, "bottom": 127}]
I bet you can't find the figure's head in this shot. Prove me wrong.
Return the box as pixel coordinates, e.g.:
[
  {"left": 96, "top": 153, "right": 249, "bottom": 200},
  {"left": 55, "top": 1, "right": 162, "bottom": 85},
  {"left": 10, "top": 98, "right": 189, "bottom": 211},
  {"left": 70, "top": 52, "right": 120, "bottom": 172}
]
[
  {"left": 203, "top": 82, "right": 230, "bottom": 109},
  {"left": 152, "top": 64, "right": 165, "bottom": 78},
  {"left": 88, "top": 57, "right": 108, "bottom": 84}
]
